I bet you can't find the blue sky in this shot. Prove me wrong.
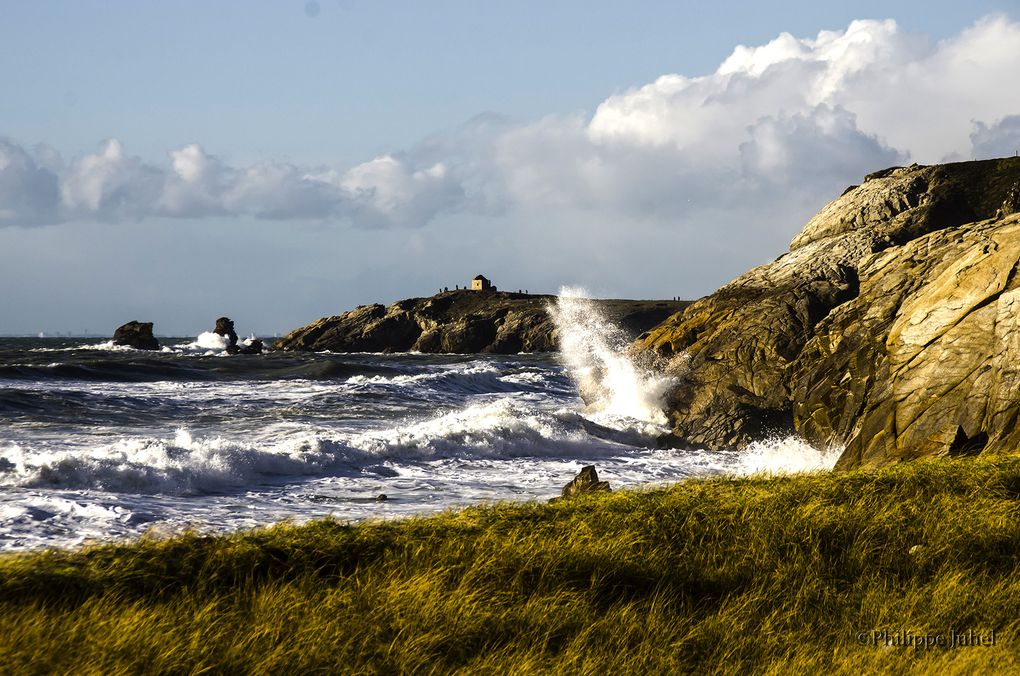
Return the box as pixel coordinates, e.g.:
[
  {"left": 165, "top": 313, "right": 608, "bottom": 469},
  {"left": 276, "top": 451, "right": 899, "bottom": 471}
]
[{"left": 2, "top": 2, "right": 1020, "bottom": 335}]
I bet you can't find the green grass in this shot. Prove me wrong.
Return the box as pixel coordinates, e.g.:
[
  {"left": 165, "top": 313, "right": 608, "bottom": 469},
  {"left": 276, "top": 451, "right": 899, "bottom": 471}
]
[{"left": 3, "top": 458, "right": 1020, "bottom": 674}]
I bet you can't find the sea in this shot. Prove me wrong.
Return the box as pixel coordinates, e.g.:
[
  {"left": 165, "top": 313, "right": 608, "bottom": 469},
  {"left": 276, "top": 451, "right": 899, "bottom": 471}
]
[{"left": 0, "top": 292, "right": 840, "bottom": 551}]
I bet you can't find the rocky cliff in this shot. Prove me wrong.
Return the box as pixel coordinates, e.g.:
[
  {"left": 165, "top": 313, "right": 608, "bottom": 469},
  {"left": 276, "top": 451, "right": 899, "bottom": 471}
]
[
  {"left": 274, "top": 291, "right": 689, "bottom": 354},
  {"left": 634, "top": 157, "right": 1020, "bottom": 468}
]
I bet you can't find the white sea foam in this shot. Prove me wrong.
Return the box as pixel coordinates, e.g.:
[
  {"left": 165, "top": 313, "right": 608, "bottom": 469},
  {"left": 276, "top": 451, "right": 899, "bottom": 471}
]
[
  {"left": 0, "top": 430, "right": 341, "bottom": 495},
  {"left": 345, "top": 397, "right": 618, "bottom": 459},
  {"left": 164, "top": 332, "right": 233, "bottom": 354},
  {"left": 31, "top": 334, "right": 242, "bottom": 355},
  {"left": 345, "top": 362, "right": 498, "bottom": 387},
  {"left": 0, "top": 493, "right": 142, "bottom": 549},
  {"left": 0, "top": 393, "right": 648, "bottom": 496},
  {"left": 550, "top": 287, "right": 674, "bottom": 424},
  {"left": 735, "top": 436, "right": 842, "bottom": 474},
  {"left": 33, "top": 340, "right": 144, "bottom": 352}
]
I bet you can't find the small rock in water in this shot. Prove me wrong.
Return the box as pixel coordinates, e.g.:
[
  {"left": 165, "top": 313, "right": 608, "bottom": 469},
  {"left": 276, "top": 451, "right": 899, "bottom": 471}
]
[
  {"left": 376, "top": 494, "right": 388, "bottom": 502},
  {"left": 214, "top": 317, "right": 240, "bottom": 354},
  {"left": 112, "top": 321, "right": 160, "bottom": 351},
  {"left": 238, "top": 338, "right": 264, "bottom": 355},
  {"left": 561, "top": 465, "right": 611, "bottom": 499}
]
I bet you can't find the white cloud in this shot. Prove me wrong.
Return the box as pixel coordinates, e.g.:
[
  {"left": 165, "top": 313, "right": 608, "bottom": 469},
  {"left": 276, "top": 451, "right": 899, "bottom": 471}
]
[
  {"left": 0, "top": 139, "right": 457, "bottom": 228},
  {"left": 339, "top": 155, "right": 464, "bottom": 228},
  {"left": 0, "top": 139, "right": 61, "bottom": 226},
  {"left": 60, "top": 139, "right": 163, "bottom": 219},
  {"left": 739, "top": 106, "right": 905, "bottom": 187},
  {"left": 971, "top": 115, "right": 1020, "bottom": 160},
  {"left": 1, "top": 15, "right": 1019, "bottom": 231}
]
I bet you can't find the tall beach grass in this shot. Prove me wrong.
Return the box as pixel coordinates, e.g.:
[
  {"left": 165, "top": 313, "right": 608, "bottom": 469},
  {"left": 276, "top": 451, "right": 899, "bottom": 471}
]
[{"left": 2, "top": 457, "right": 1019, "bottom": 674}]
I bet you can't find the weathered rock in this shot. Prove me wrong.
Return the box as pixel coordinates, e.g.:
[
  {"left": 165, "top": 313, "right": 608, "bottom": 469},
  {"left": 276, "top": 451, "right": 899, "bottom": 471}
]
[
  {"left": 238, "top": 339, "right": 264, "bottom": 355},
  {"left": 214, "top": 317, "right": 239, "bottom": 354},
  {"left": 561, "top": 465, "right": 611, "bottom": 498},
  {"left": 634, "top": 157, "right": 1020, "bottom": 467},
  {"left": 112, "top": 321, "right": 160, "bottom": 351},
  {"left": 794, "top": 214, "right": 1020, "bottom": 468},
  {"left": 274, "top": 292, "right": 689, "bottom": 354},
  {"left": 1000, "top": 181, "right": 1020, "bottom": 218}
]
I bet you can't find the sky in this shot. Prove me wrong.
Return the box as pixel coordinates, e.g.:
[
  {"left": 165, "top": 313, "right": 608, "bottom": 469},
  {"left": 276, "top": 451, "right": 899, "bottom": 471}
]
[{"left": 2, "top": 1, "right": 1020, "bottom": 336}]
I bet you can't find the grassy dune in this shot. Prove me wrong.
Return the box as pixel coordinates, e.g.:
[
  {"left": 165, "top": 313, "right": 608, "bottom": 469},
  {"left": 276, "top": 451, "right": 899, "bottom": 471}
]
[{"left": 2, "top": 458, "right": 1019, "bottom": 674}]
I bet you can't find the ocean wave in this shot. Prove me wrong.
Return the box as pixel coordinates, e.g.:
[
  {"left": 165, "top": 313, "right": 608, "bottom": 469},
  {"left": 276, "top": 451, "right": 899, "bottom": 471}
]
[
  {"left": 346, "top": 398, "right": 608, "bottom": 458},
  {"left": 551, "top": 288, "right": 675, "bottom": 424},
  {"left": 29, "top": 341, "right": 149, "bottom": 353},
  {"left": 734, "top": 436, "right": 842, "bottom": 474},
  {"left": 0, "top": 431, "right": 342, "bottom": 495},
  {"left": 0, "top": 392, "right": 662, "bottom": 495},
  {"left": 345, "top": 361, "right": 572, "bottom": 397},
  {"left": 0, "top": 358, "right": 212, "bottom": 383}
]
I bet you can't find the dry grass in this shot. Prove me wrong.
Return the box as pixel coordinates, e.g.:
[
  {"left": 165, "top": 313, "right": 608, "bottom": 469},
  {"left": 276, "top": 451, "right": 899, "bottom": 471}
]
[{"left": 2, "top": 457, "right": 1019, "bottom": 674}]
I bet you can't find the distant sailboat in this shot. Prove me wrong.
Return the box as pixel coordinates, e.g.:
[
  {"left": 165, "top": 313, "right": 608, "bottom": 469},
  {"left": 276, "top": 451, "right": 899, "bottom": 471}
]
[{"left": 37, "top": 332, "right": 45, "bottom": 338}]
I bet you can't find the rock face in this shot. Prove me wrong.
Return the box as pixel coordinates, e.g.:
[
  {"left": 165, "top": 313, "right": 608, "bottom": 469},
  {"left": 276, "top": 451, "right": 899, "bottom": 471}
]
[
  {"left": 561, "top": 466, "right": 611, "bottom": 498},
  {"left": 214, "top": 317, "right": 240, "bottom": 354},
  {"left": 274, "top": 291, "right": 689, "bottom": 354},
  {"left": 212, "top": 317, "right": 263, "bottom": 355},
  {"left": 238, "top": 339, "right": 264, "bottom": 355},
  {"left": 112, "top": 321, "right": 160, "bottom": 351},
  {"left": 634, "top": 157, "right": 1020, "bottom": 468}
]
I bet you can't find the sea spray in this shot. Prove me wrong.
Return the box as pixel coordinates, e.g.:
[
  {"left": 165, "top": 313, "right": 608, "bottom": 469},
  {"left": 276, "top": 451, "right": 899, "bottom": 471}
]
[
  {"left": 736, "top": 436, "right": 842, "bottom": 474},
  {"left": 550, "top": 287, "right": 674, "bottom": 424}
]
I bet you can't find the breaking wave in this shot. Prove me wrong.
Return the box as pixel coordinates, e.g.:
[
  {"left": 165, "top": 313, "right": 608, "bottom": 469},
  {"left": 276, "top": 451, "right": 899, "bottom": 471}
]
[
  {"left": 550, "top": 287, "right": 674, "bottom": 424},
  {"left": 736, "top": 436, "right": 842, "bottom": 474},
  {"left": 0, "top": 396, "right": 660, "bottom": 495}
]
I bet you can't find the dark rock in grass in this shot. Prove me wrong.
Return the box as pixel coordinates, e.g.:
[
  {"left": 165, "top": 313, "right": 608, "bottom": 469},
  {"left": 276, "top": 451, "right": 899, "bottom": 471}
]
[
  {"left": 561, "top": 465, "right": 611, "bottom": 499},
  {"left": 214, "top": 317, "right": 240, "bottom": 354},
  {"left": 112, "top": 321, "right": 160, "bottom": 351}
]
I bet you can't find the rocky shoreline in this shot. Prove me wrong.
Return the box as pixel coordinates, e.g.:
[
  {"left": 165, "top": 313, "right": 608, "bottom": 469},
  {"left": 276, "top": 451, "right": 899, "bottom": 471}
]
[
  {"left": 272, "top": 290, "right": 689, "bottom": 354},
  {"left": 635, "top": 157, "right": 1020, "bottom": 469}
]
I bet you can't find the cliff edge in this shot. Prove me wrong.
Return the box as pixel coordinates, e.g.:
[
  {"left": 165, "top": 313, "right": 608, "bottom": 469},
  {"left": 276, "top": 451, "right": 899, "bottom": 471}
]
[{"left": 634, "top": 157, "right": 1020, "bottom": 468}]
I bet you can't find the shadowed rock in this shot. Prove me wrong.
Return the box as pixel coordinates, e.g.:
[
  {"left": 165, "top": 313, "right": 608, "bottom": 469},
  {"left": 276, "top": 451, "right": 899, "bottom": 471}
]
[
  {"left": 238, "top": 339, "right": 264, "bottom": 355},
  {"left": 273, "top": 292, "right": 690, "bottom": 354},
  {"left": 214, "top": 317, "right": 239, "bottom": 354},
  {"left": 561, "top": 465, "right": 611, "bottom": 498},
  {"left": 633, "top": 156, "right": 1020, "bottom": 468},
  {"left": 112, "top": 321, "right": 160, "bottom": 351}
]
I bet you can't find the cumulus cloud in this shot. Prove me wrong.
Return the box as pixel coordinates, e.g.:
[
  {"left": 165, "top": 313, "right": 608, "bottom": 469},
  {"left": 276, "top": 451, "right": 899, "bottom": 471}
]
[
  {"left": 0, "top": 139, "right": 61, "bottom": 226},
  {"left": 2, "top": 15, "right": 1020, "bottom": 230},
  {"left": 60, "top": 139, "right": 162, "bottom": 220},
  {"left": 0, "top": 138, "right": 457, "bottom": 228},
  {"left": 971, "top": 115, "right": 1020, "bottom": 160}
]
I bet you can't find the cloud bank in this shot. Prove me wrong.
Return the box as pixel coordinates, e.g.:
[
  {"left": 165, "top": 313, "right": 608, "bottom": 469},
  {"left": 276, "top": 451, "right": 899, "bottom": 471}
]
[
  {"left": 0, "top": 138, "right": 463, "bottom": 228},
  {"left": 3, "top": 15, "right": 1020, "bottom": 230}
]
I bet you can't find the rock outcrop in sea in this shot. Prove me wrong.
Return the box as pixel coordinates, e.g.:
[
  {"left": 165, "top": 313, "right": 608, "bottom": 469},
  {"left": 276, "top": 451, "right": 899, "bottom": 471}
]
[
  {"left": 274, "top": 291, "right": 689, "bottom": 354},
  {"left": 112, "top": 321, "right": 160, "bottom": 351},
  {"left": 214, "top": 317, "right": 239, "bottom": 354},
  {"left": 634, "top": 157, "right": 1020, "bottom": 469},
  {"left": 214, "top": 316, "right": 263, "bottom": 355}
]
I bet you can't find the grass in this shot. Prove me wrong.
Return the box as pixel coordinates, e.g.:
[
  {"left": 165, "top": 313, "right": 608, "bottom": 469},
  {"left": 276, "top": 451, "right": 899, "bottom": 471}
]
[{"left": 2, "top": 458, "right": 1020, "bottom": 674}]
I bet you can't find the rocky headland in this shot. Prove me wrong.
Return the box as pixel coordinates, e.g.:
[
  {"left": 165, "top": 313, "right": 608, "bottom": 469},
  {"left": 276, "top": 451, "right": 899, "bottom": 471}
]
[
  {"left": 634, "top": 157, "right": 1020, "bottom": 469},
  {"left": 274, "top": 291, "right": 689, "bottom": 354}
]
